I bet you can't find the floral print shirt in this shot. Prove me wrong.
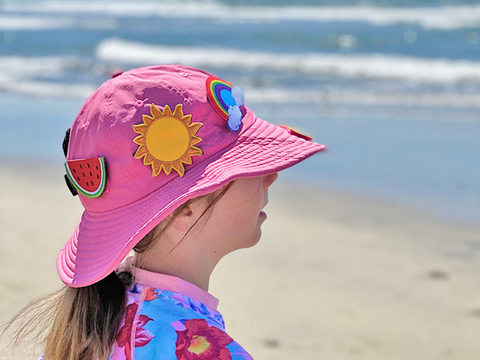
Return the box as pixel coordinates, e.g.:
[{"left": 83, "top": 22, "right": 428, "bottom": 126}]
[{"left": 108, "top": 264, "right": 253, "bottom": 360}]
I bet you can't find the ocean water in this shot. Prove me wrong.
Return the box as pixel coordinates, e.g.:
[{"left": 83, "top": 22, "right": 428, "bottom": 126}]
[{"left": 0, "top": 0, "right": 479, "bottom": 225}]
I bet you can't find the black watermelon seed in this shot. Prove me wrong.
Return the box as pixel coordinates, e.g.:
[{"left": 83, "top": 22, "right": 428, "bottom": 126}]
[
  {"left": 97, "top": 175, "right": 99, "bottom": 179},
  {"left": 96, "top": 166, "right": 98, "bottom": 170},
  {"left": 87, "top": 163, "right": 90, "bottom": 168},
  {"left": 73, "top": 169, "right": 76, "bottom": 173},
  {"left": 77, "top": 177, "right": 80, "bottom": 181},
  {"left": 80, "top": 164, "right": 82, "bottom": 169},
  {"left": 82, "top": 172, "right": 85, "bottom": 177},
  {"left": 91, "top": 181, "right": 94, "bottom": 186},
  {"left": 90, "top": 171, "right": 92, "bottom": 176}
]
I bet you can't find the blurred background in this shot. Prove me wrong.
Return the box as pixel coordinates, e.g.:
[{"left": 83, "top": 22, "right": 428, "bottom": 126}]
[{"left": 1, "top": 0, "right": 480, "bottom": 359}]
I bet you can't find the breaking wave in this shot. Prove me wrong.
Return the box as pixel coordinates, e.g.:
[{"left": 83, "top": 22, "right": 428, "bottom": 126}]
[
  {"left": 0, "top": 56, "right": 96, "bottom": 97},
  {"left": 96, "top": 38, "right": 480, "bottom": 84}
]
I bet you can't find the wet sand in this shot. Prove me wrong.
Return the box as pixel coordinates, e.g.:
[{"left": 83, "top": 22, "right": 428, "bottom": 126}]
[{"left": 1, "top": 160, "right": 479, "bottom": 360}]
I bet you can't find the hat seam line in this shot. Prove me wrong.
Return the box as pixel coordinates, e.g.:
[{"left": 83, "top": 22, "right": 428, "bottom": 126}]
[{"left": 167, "top": 81, "right": 193, "bottom": 106}]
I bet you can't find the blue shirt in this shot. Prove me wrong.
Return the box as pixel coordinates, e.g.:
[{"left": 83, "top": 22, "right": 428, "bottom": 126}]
[{"left": 108, "top": 262, "right": 253, "bottom": 360}]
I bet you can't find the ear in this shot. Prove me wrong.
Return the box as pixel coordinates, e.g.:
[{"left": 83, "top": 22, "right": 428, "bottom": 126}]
[{"left": 170, "top": 203, "right": 196, "bottom": 233}]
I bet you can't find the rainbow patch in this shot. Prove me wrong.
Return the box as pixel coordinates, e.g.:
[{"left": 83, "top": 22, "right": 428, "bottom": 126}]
[{"left": 206, "top": 76, "right": 235, "bottom": 120}]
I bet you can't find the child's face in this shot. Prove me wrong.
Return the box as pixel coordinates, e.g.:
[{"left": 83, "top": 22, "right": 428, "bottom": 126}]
[{"left": 203, "top": 172, "right": 278, "bottom": 255}]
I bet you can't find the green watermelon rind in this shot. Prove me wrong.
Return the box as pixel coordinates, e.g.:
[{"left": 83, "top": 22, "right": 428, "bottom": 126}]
[{"left": 65, "top": 157, "right": 106, "bottom": 199}]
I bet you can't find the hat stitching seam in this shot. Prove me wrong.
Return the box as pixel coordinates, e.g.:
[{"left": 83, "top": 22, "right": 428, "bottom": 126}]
[{"left": 166, "top": 82, "right": 193, "bottom": 106}]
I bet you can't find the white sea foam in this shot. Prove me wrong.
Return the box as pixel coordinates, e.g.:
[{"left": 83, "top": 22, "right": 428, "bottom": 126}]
[
  {"left": 0, "top": 56, "right": 72, "bottom": 78},
  {"left": 0, "top": 16, "right": 74, "bottom": 30},
  {"left": 0, "top": 79, "right": 96, "bottom": 97},
  {"left": 0, "top": 56, "right": 96, "bottom": 97},
  {"left": 3, "top": 1, "right": 480, "bottom": 30},
  {"left": 0, "top": 16, "right": 118, "bottom": 31},
  {"left": 246, "top": 88, "right": 480, "bottom": 111},
  {"left": 2, "top": 52, "right": 480, "bottom": 109},
  {"left": 96, "top": 38, "right": 480, "bottom": 84}
]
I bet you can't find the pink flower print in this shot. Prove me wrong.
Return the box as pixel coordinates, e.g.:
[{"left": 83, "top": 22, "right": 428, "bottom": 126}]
[
  {"left": 175, "top": 319, "right": 233, "bottom": 360},
  {"left": 116, "top": 303, "right": 154, "bottom": 360}
]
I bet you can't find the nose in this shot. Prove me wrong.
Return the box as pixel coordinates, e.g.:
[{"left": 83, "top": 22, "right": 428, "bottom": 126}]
[{"left": 263, "top": 172, "right": 278, "bottom": 190}]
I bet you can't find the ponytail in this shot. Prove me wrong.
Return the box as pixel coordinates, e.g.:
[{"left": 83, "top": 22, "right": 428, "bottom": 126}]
[
  {"left": 2, "top": 271, "right": 131, "bottom": 360},
  {"left": 43, "top": 271, "right": 131, "bottom": 360}
]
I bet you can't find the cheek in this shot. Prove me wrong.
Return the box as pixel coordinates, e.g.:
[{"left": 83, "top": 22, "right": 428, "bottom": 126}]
[
  {"left": 224, "top": 179, "right": 263, "bottom": 214},
  {"left": 216, "top": 206, "right": 260, "bottom": 233},
  {"left": 207, "top": 178, "right": 266, "bottom": 250},
  {"left": 215, "top": 201, "right": 263, "bottom": 244},
  {"left": 231, "top": 197, "right": 265, "bottom": 246},
  {"left": 235, "top": 185, "right": 264, "bottom": 226}
]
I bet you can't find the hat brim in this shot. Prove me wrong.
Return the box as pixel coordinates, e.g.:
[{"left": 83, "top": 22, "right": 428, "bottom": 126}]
[{"left": 57, "top": 117, "right": 326, "bottom": 287}]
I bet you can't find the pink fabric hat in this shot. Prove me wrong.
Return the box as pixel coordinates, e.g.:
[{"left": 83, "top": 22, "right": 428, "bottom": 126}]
[{"left": 59, "top": 65, "right": 326, "bottom": 288}]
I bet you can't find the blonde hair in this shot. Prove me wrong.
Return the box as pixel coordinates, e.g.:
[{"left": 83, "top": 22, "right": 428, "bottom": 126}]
[{"left": 2, "top": 182, "right": 234, "bottom": 360}]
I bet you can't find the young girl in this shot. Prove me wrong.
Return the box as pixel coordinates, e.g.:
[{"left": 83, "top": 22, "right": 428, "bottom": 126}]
[{"left": 7, "top": 65, "right": 325, "bottom": 360}]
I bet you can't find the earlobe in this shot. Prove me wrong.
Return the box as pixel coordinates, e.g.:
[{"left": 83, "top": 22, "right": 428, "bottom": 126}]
[{"left": 170, "top": 206, "right": 195, "bottom": 233}]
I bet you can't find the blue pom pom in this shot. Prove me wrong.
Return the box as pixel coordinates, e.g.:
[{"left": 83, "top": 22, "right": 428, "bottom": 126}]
[
  {"left": 232, "top": 86, "right": 244, "bottom": 106},
  {"left": 227, "top": 105, "right": 242, "bottom": 132}
]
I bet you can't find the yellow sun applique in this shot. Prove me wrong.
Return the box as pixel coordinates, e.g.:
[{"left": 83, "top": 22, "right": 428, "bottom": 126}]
[{"left": 133, "top": 103, "right": 203, "bottom": 177}]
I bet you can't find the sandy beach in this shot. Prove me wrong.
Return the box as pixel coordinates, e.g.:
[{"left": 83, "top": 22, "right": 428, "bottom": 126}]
[{"left": 1, "top": 160, "right": 479, "bottom": 360}]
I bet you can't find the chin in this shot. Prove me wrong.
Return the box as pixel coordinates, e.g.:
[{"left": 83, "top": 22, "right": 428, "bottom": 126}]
[{"left": 242, "top": 230, "right": 262, "bottom": 249}]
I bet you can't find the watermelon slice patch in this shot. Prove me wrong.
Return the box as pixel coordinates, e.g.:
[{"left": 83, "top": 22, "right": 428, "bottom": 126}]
[{"left": 65, "top": 157, "right": 106, "bottom": 198}]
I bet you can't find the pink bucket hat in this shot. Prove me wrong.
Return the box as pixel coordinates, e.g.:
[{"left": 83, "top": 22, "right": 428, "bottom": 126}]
[{"left": 59, "top": 65, "right": 326, "bottom": 288}]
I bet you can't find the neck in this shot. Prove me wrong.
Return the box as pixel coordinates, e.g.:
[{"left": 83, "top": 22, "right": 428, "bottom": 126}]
[{"left": 133, "top": 247, "right": 217, "bottom": 292}]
